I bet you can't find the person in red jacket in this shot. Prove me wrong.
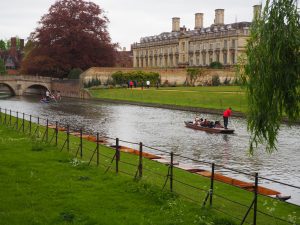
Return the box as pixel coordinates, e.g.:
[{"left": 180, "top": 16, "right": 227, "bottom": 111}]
[{"left": 223, "top": 107, "right": 232, "bottom": 129}]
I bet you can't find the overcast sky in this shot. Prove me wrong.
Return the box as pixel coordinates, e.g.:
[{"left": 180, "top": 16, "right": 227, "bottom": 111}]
[{"left": 0, "top": 0, "right": 264, "bottom": 50}]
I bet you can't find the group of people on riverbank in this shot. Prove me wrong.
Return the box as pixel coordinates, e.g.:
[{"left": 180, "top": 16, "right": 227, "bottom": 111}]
[
  {"left": 128, "top": 80, "right": 159, "bottom": 89},
  {"left": 193, "top": 107, "right": 232, "bottom": 129}
]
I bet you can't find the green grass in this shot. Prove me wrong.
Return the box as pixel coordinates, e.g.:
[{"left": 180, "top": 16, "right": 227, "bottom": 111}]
[
  {"left": 89, "top": 86, "right": 247, "bottom": 113},
  {"left": 0, "top": 122, "right": 237, "bottom": 225},
  {"left": 0, "top": 113, "right": 299, "bottom": 225}
]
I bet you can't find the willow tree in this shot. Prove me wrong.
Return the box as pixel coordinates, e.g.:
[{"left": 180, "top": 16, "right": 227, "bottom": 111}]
[{"left": 244, "top": 0, "right": 300, "bottom": 153}]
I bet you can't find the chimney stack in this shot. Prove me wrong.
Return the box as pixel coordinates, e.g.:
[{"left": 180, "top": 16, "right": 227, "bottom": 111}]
[
  {"left": 195, "top": 13, "right": 204, "bottom": 29},
  {"left": 253, "top": 5, "right": 262, "bottom": 20},
  {"left": 214, "top": 9, "right": 224, "bottom": 25},
  {"left": 19, "top": 39, "right": 24, "bottom": 51},
  {"left": 172, "top": 17, "right": 180, "bottom": 32}
]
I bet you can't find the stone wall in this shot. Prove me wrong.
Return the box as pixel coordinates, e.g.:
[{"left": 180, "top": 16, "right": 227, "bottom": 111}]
[
  {"left": 81, "top": 67, "right": 237, "bottom": 85},
  {"left": 51, "top": 79, "right": 90, "bottom": 99}
]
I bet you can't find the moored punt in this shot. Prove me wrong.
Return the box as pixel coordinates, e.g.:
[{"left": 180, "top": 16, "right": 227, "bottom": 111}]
[
  {"left": 47, "top": 125, "right": 67, "bottom": 131},
  {"left": 184, "top": 121, "right": 234, "bottom": 134},
  {"left": 186, "top": 169, "right": 281, "bottom": 196},
  {"left": 110, "top": 145, "right": 161, "bottom": 159}
]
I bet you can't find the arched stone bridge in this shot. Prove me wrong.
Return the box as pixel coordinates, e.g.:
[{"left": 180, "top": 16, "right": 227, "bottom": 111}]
[
  {"left": 0, "top": 75, "right": 52, "bottom": 96},
  {"left": 0, "top": 75, "right": 90, "bottom": 98}
]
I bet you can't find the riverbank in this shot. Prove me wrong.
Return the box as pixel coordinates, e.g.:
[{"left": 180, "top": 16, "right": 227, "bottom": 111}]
[
  {"left": 0, "top": 110, "right": 299, "bottom": 225},
  {"left": 0, "top": 125, "right": 235, "bottom": 225},
  {"left": 88, "top": 86, "right": 247, "bottom": 116}
]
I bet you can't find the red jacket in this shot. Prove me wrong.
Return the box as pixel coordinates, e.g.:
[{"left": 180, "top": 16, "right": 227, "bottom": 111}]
[{"left": 223, "top": 108, "right": 232, "bottom": 117}]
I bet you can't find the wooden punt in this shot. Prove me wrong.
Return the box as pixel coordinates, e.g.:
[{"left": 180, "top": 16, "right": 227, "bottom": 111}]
[
  {"left": 110, "top": 145, "right": 161, "bottom": 160},
  {"left": 187, "top": 169, "right": 280, "bottom": 196},
  {"left": 184, "top": 121, "right": 234, "bottom": 134},
  {"left": 47, "top": 125, "right": 67, "bottom": 131}
]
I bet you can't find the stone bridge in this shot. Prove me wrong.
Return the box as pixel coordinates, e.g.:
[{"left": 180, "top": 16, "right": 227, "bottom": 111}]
[
  {"left": 0, "top": 75, "right": 52, "bottom": 95},
  {"left": 0, "top": 75, "right": 90, "bottom": 98}
]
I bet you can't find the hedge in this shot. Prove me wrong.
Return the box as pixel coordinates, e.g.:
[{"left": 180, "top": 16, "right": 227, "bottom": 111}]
[{"left": 111, "top": 71, "right": 160, "bottom": 85}]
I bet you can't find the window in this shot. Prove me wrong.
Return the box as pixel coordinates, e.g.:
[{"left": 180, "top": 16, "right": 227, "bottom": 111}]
[
  {"left": 223, "top": 53, "right": 227, "bottom": 64},
  {"left": 231, "top": 39, "right": 236, "bottom": 48},
  {"left": 181, "top": 42, "right": 185, "bottom": 51},
  {"left": 224, "top": 40, "right": 227, "bottom": 48}
]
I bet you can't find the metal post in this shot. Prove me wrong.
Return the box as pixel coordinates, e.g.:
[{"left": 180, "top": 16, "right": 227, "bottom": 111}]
[
  {"left": 80, "top": 129, "right": 83, "bottom": 158},
  {"left": 170, "top": 152, "right": 174, "bottom": 192},
  {"left": 37, "top": 117, "right": 40, "bottom": 138},
  {"left": 16, "top": 111, "right": 18, "bottom": 129},
  {"left": 9, "top": 109, "right": 11, "bottom": 126},
  {"left": 4, "top": 109, "right": 7, "bottom": 124},
  {"left": 29, "top": 115, "right": 32, "bottom": 134},
  {"left": 96, "top": 133, "right": 99, "bottom": 166},
  {"left": 46, "top": 119, "right": 49, "bottom": 142},
  {"left": 210, "top": 163, "right": 215, "bottom": 207},
  {"left": 116, "top": 138, "right": 119, "bottom": 174},
  {"left": 22, "top": 113, "right": 25, "bottom": 133},
  {"left": 55, "top": 121, "right": 58, "bottom": 146},
  {"left": 138, "top": 142, "right": 143, "bottom": 178},
  {"left": 67, "top": 125, "right": 70, "bottom": 151},
  {"left": 253, "top": 173, "right": 258, "bottom": 225}
]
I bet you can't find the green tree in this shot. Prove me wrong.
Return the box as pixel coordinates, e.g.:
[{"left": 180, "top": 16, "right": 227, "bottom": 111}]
[
  {"left": 0, "top": 59, "right": 6, "bottom": 75},
  {"left": 0, "top": 40, "right": 6, "bottom": 51},
  {"left": 68, "top": 68, "right": 83, "bottom": 79},
  {"left": 244, "top": 0, "right": 300, "bottom": 153},
  {"left": 186, "top": 68, "right": 206, "bottom": 86},
  {"left": 209, "top": 61, "right": 223, "bottom": 69}
]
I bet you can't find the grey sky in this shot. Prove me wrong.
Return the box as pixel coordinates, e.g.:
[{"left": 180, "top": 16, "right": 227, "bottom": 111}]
[{"left": 0, "top": 0, "right": 263, "bottom": 49}]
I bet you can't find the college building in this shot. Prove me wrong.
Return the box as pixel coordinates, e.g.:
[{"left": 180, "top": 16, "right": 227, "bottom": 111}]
[{"left": 132, "top": 5, "right": 261, "bottom": 68}]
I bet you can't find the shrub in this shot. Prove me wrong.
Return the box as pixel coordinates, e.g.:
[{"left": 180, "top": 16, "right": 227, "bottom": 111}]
[
  {"left": 223, "top": 77, "right": 231, "bottom": 85},
  {"left": 209, "top": 61, "right": 223, "bottom": 69},
  {"left": 212, "top": 75, "right": 221, "bottom": 86},
  {"left": 111, "top": 71, "right": 160, "bottom": 86},
  {"left": 84, "top": 77, "right": 101, "bottom": 88},
  {"left": 68, "top": 68, "right": 83, "bottom": 79}
]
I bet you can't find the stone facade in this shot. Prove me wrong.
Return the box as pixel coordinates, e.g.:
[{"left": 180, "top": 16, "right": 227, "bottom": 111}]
[{"left": 132, "top": 5, "right": 261, "bottom": 69}]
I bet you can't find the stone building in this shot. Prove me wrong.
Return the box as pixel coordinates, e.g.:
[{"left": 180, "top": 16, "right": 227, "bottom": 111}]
[
  {"left": 0, "top": 37, "right": 24, "bottom": 74},
  {"left": 132, "top": 5, "right": 261, "bottom": 68},
  {"left": 114, "top": 48, "right": 133, "bottom": 68}
]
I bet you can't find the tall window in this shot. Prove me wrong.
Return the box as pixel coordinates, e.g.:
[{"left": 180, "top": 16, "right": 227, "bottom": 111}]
[
  {"left": 224, "top": 40, "right": 228, "bottom": 48},
  {"left": 223, "top": 53, "right": 227, "bottom": 64},
  {"left": 181, "top": 42, "right": 185, "bottom": 51},
  {"left": 231, "top": 39, "right": 236, "bottom": 48}
]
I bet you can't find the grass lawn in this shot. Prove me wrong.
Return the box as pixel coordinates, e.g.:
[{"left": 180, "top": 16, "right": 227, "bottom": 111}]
[
  {"left": 0, "top": 125, "right": 235, "bottom": 225},
  {"left": 0, "top": 112, "right": 299, "bottom": 225},
  {"left": 89, "top": 86, "right": 247, "bottom": 113}
]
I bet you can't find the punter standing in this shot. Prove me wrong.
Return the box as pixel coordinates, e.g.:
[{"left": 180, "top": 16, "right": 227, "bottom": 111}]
[{"left": 223, "top": 107, "right": 232, "bottom": 129}]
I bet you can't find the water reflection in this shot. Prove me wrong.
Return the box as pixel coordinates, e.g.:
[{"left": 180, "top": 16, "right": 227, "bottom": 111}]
[{"left": 0, "top": 96, "right": 299, "bottom": 204}]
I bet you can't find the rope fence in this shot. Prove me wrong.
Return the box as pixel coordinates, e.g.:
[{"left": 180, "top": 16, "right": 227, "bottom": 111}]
[{"left": 0, "top": 107, "right": 299, "bottom": 225}]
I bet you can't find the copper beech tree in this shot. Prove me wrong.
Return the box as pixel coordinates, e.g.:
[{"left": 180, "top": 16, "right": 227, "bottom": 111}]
[{"left": 21, "top": 0, "right": 117, "bottom": 77}]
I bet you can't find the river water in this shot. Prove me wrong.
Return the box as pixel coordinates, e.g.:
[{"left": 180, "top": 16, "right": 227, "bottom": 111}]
[{"left": 0, "top": 96, "right": 299, "bottom": 204}]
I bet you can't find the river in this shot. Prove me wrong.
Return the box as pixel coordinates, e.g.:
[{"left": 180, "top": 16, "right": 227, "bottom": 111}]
[{"left": 0, "top": 96, "right": 299, "bottom": 205}]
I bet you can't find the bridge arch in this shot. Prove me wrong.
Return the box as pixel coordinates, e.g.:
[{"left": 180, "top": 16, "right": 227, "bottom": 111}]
[
  {"left": 23, "top": 84, "right": 50, "bottom": 96},
  {"left": 0, "top": 82, "right": 16, "bottom": 96}
]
